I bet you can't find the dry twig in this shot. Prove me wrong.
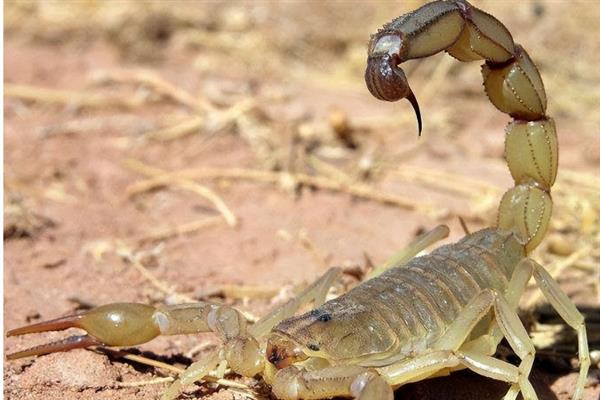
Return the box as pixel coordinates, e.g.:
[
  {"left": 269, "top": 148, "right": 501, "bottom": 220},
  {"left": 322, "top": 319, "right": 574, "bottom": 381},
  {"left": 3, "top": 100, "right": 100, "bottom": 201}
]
[
  {"left": 116, "top": 244, "right": 195, "bottom": 304},
  {"left": 115, "top": 352, "right": 256, "bottom": 396},
  {"left": 5, "top": 83, "right": 140, "bottom": 109},
  {"left": 134, "top": 216, "right": 223, "bottom": 244},
  {"left": 124, "top": 159, "right": 444, "bottom": 217},
  {"left": 143, "top": 116, "right": 205, "bottom": 142},
  {"left": 90, "top": 69, "right": 215, "bottom": 112},
  {"left": 126, "top": 161, "right": 238, "bottom": 227}
]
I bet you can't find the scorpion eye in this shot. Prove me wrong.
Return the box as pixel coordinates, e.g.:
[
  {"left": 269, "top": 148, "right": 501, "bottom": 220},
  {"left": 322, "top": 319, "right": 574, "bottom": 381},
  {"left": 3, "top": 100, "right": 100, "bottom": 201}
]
[
  {"left": 307, "top": 343, "right": 320, "bottom": 351},
  {"left": 317, "top": 313, "right": 332, "bottom": 322}
]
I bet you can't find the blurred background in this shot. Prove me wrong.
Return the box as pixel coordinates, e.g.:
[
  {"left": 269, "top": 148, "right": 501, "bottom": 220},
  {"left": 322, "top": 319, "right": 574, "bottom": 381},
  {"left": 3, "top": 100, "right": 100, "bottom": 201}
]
[{"left": 4, "top": 1, "right": 599, "bottom": 399}]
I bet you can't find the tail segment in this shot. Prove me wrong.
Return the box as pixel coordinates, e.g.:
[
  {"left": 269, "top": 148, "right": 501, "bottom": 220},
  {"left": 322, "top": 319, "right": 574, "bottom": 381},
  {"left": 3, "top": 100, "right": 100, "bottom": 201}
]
[
  {"left": 365, "top": 0, "right": 556, "bottom": 252},
  {"left": 482, "top": 45, "right": 556, "bottom": 252}
]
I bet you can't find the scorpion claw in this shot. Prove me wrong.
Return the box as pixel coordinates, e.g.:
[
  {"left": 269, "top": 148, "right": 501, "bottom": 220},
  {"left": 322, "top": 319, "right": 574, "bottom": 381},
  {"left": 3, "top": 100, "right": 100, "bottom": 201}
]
[
  {"left": 6, "top": 334, "right": 100, "bottom": 360},
  {"left": 6, "top": 313, "right": 100, "bottom": 360},
  {"left": 6, "top": 303, "right": 162, "bottom": 360},
  {"left": 7, "top": 313, "right": 85, "bottom": 337}
]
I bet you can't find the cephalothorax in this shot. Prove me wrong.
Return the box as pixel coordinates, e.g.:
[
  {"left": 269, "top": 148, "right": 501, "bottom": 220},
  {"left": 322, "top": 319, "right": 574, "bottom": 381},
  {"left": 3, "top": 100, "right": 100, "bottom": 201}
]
[{"left": 6, "top": 1, "right": 590, "bottom": 400}]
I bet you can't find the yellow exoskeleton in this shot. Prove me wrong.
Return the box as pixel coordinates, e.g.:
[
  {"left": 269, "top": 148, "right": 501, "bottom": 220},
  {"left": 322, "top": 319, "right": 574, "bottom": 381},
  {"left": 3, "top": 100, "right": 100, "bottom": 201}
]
[{"left": 7, "top": 1, "right": 589, "bottom": 399}]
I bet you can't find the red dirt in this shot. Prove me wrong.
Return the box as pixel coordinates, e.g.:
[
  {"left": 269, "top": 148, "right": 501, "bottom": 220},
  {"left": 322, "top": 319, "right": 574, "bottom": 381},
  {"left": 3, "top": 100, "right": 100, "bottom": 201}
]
[{"left": 4, "top": 2, "right": 599, "bottom": 400}]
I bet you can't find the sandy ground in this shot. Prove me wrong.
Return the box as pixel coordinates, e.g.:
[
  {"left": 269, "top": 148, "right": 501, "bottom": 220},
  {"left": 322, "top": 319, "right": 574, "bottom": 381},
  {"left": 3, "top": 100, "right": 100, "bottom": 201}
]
[{"left": 4, "top": 1, "right": 599, "bottom": 400}]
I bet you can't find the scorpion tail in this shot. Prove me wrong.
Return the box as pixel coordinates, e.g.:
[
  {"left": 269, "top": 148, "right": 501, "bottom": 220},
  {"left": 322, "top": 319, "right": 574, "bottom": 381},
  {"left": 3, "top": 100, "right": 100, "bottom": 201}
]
[
  {"left": 366, "top": 1, "right": 556, "bottom": 252},
  {"left": 406, "top": 90, "right": 422, "bottom": 136},
  {"left": 365, "top": 53, "right": 422, "bottom": 136}
]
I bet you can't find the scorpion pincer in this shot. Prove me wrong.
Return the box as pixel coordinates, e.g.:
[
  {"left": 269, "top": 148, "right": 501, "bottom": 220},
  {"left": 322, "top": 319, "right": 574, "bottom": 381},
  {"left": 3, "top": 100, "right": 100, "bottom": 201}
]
[{"left": 6, "top": 1, "right": 590, "bottom": 400}]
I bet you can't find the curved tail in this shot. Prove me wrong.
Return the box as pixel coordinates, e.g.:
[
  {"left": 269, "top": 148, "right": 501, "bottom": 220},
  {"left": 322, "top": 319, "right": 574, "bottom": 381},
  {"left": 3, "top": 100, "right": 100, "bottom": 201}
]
[{"left": 365, "top": 0, "right": 556, "bottom": 252}]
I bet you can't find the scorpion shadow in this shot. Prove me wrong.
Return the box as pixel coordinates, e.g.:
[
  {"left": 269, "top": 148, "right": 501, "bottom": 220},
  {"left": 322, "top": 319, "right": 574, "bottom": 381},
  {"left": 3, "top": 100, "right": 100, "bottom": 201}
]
[{"left": 394, "top": 367, "right": 557, "bottom": 400}]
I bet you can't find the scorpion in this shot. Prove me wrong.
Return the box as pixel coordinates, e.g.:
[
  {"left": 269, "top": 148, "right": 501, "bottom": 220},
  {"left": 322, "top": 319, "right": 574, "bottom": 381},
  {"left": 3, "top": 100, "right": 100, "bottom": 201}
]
[{"left": 6, "top": 1, "right": 590, "bottom": 400}]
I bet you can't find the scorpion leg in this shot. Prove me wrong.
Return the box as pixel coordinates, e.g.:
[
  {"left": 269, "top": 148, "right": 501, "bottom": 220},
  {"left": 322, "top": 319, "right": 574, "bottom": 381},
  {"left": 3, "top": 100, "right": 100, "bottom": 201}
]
[
  {"left": 378, "top": 289, "right": 537, "bottom": 400},
  {"left": 455, "top": 259, "right": 590, "bottom": 400},
  {"left": 435, "top": 256, "right": 534, "bottom": 353},
  {"left": 530, "top": 259, "right": 590, "bottom": 400},
  {"left": 164, "top": 267, "right": 342, "bottom": 400},
  {"left": 433, "top": 289, "right": 495, "bottom": 351},
  {"left": 490, "top": 290, "right": 538, "bottom": 400},
  {"left": 459, "top": 259, "right": 532, "bottom": 358},
  {"left": 374, "top": 290, "right": 498, "bottom": 384},
  {"left": 444, "top": 287, "right": 538, "bottom": 400},
  {"left": 367, "top": 224, "right": 449, "bottom": 279},
  {"left": 452, "top": 259, "right": 534, "bottom": 399},
  {"left": 271, "top": 365, "right": 392, "bottom": 400},
  {"left": 379, "top": 348, "right": 522, "bottom": 393}
]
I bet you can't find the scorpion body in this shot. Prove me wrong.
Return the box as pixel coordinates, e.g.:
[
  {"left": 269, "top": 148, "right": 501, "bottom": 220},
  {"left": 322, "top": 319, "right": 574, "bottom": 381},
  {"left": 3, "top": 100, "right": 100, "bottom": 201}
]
[
  {"left": 6, "top": 2, "right": 590, "bottom": 400},
  {"left": 273, "top": 229, "right": 524, "bottom": 369}
]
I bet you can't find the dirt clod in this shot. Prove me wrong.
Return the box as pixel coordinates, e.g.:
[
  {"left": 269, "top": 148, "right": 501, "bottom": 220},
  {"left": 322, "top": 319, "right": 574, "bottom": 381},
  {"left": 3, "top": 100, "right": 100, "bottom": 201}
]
[{"left": 17, "top": 351, "right": 119, "bottom": 390}]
